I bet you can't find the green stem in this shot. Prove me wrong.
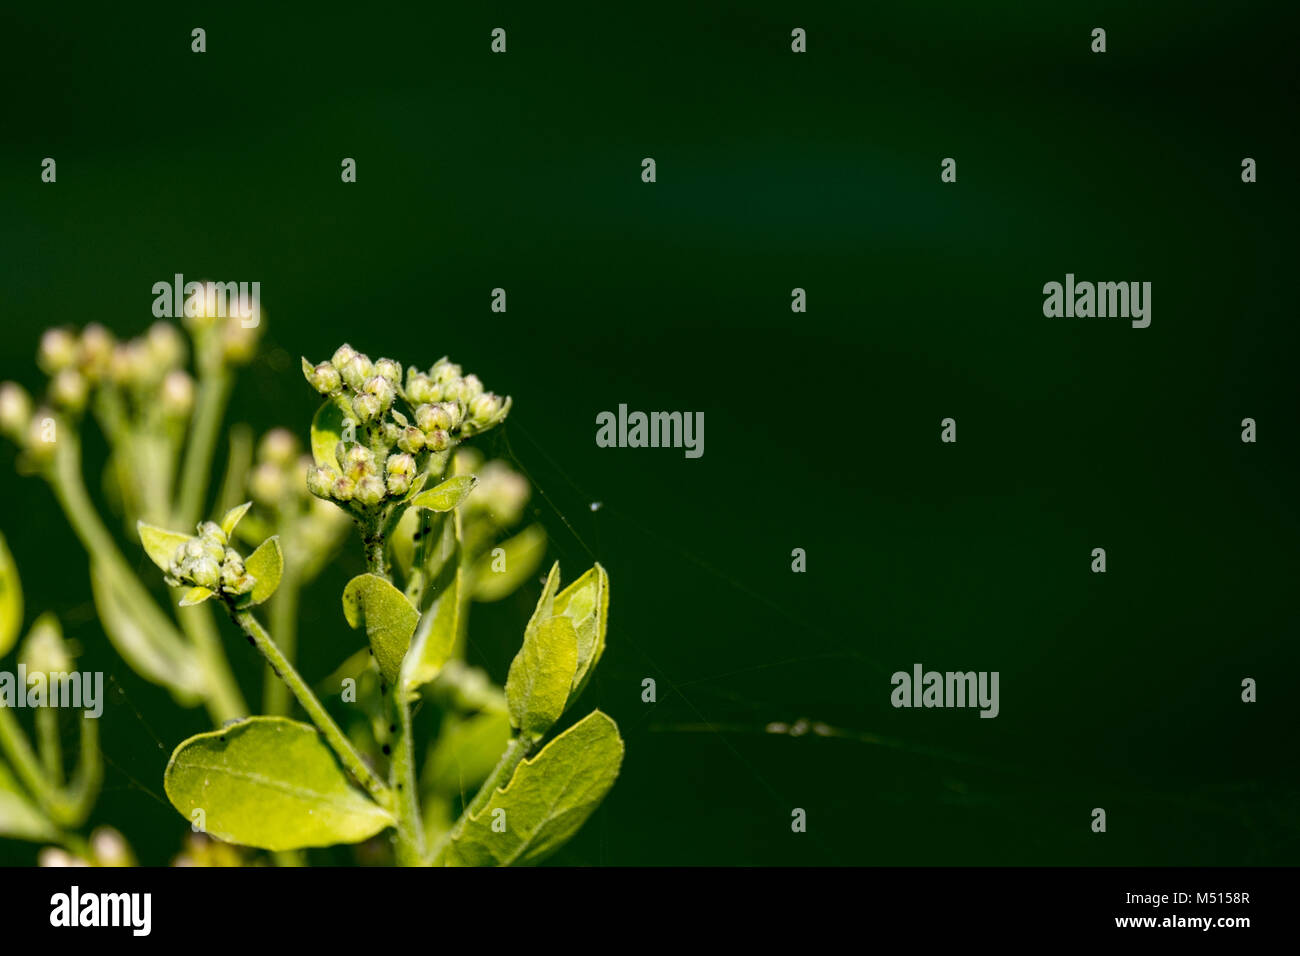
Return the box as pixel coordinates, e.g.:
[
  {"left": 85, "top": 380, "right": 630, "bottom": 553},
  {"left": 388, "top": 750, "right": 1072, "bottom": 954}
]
[
  {"left": 48, "top": 433, "right": 246, "bottom": 723},
  {"left": 174, "top": 356, "right": 231, "bottom": 528},
  {"left": 390, "top": 690, "right": 424, "bottom": 866},
  {"left": 228, "top": 606, "right": 390, "bottom": 805},
  {"left": 0, "top": 706, "right": 55, "bottom": 810},
  {"left": 35, "top": 708, "right": 61, "bottom": 783},
  {"left": 263, "top": 564, "right": 300, "bottom": 716},
  {"left": 432, "top": 734, "right": 530, "bottom": 864}
]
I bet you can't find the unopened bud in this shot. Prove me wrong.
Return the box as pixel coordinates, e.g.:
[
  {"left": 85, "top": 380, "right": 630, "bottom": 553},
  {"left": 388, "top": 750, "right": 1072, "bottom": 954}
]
[
  {"left": 37, "top": 328, "right": 79, "bottom": 374},
  {"left": 341, "top": 444, "right": 376, "bottom": 480},
  {"left": 50, "top": 369, "right": 88, "bottom": 413},
  {"left": 363, "top": 375, "right": 395, "bottom": 411},
  {"left": 78, "top": 325, "right": 115, "bottom": 380},
  {"left": 0, "top": 383, "right": 32, "bottom": 440},
  {"left": 340, "top": 353, "right": 373, "bottom": 391},
  {"left": 307, "top": 465, "right": 336, "bottom": 499},
  {"left": 355, "top": 475, "right": 386, "bottom": 506},
  {"left": 430, "top": 358, "right": 462, "bottom": 385},
  {"left": 406, "top": 372, "right": 437, "bottom": 405},
  {"left": 305, "top": 359, "right": 342, "bottom": 395},
  {"left": 461, "top": 374, "right": 484, "bottom": 400},
  {"left": 258, "top": 428, "right": 298, "bottom": 467},
  {"left": 373, "top": 358, "right": 402, "bottom": 387},
  {"left": 160, "top": 370, "right": 195, "bottom": 418},
  {"left": 331, "top": 344, "right": 359, "bottom": 371},
  {"left": 147, "top": 322, "right": 187, "bottom": 369},
  {"left": 352, "top": 392, "right": 381, "bottom": 422},
  {"left": 397, "top": 425, "right": 426, "bottom": 454},
  {"left": 425, "top": 428, "right": 450, "bottom": 452},
  {"left": 249, "top": 461, "right": 285, "bottom": 505},
  {"left": 331, "top": 475, "right": 357, "bottom": 502}
]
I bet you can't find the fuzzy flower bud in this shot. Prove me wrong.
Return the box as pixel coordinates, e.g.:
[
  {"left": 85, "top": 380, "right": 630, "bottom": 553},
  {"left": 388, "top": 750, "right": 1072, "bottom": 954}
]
[
  {"left": 331, "top": 475, "right": 357, "bottom": 502},
  {"left": 78, "top": 325, "right": 116, "bottom": 381},
  {"left": 424, "top": 428, "right": 450, "bottom": 452},
  {"left": 430, "top": 358, "right": 462, "bottom": 385},
  {"left": 384, "top": 452, "right": 415, "bottom": 497},
  {"left": 340, "top": 353, "right": 374, "bottom": 391},
  {"left": 307, "top": 465, "right": 336, "bottom": 499},
  {"left": 50, "top": 369, "right": 88, "bottom": 413},
  {"left": 363, "top": 375, "right": 396, "bottom": 411},
  {"left": 304, "top": 359, "right": 342, "bottom": 395},
  {"left": 0, "top": 383, "right": 32, "bottom": 441},
  {"left": 147, "top": 322, "right": 186, "bottom": 369},
  {"left": 397, "top": 425, "right": 426, "bottom": 454},
  {"left": 258, "top": 428, "right": 298, "bottom": 468},
  {"left": 373, "top": 358, "right": 402, "bottom": 387},
  {"left": 406, "top": 372, "right": 438, "bottom": 405},
  {"left": 460, "top": 374, "right": 484, "bottom": 401},
  {"left": 340, "top": 444, "right": 376, "bottom": 481},
  {"left": 37, "top": 329, "right": 79, "bottom": 374},
  {"left": 355, "top": 475, "right": 386, "bottom": 507},
  {"left": 160, "top": 370, "right": 195, "bottom": 418},
  {"left": 331, "top": 344, "right": 359, "bottom": 371},
  {"left": 352, "top": 392, "right": 381, "bottom": 423}
]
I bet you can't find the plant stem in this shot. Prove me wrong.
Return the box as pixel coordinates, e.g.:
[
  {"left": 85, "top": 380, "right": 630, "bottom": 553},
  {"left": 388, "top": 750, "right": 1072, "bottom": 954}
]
[
  {"left": 431, "top": 734, "right": 531, "bottom": 864},
  {"left": 390, "top": 691, "right": 424, "bottom": 866},
  {"left": 49, "top": 433, "right": 247, "bottom": 723},
  {"left": 263, "top": 563, "right": 300, "bottom": 716},
  {"left": 0, "top": 706, "right": 54, "bottom": 810},
  {"left": 35, "top": 708, "right": 61, "bottom": 783},
  {"left": 174, "top": 354, "right": 231, "bottom": 528},
  {"left": 228, "top": 606, "right": 390, "bottom": 806}
]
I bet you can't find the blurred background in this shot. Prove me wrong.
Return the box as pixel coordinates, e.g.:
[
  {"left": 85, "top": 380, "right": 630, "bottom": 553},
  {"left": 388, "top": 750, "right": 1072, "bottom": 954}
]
[{"left": 0, "top": 0, "right": 1297, "bottom": 864}]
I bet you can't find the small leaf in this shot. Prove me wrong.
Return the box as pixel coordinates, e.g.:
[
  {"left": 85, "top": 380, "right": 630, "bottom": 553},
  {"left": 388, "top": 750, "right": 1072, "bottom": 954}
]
[
  {"left": 554, "top": 563, "right": 610, "bottom": 709},
  {"left": 219, "top": 501, "right": 252, "bottom": 539},
  {"left": 410, "top": 475, "right": 478, "bottom": 512},
  {"left": 0, "top": 761, "right": 57, "bottom": 842},
  {"left": 442, "top": 711, "right": 623, "bottom": 866},
  {"left": 471, "top": 524, "right": 547, "bottom": 603},
  {"left": 402, "top": 558, "right": 461, "bottom": 693},
  {"left": 403, "top": 471, "right": 429, "bottom": 502},
  {"left": 137, "top": 521, "right": 190, "bottom": 572},
  {"left": 0, "top": 531, "right": 23, "bottom": 659},
  {"left": 310, "top": 400, "right": 346, "bottom": 472},
  {"left": 239, "top": 536, "right": 283, "bottom": 608},
  {"left": 342, "top": 573, "right": 419, "bottom": 685},
  {"left": 423, "top": 710, "right": 512, "bottom": 797},
  {"left": 505, "top": 615, "right": 579, "bottom": 741},
  {"left": 164, "top": 716, "right": 393, "bottom": 851},
  {"left": 179, "top": 586, "right": 214, "bottom": 607}
]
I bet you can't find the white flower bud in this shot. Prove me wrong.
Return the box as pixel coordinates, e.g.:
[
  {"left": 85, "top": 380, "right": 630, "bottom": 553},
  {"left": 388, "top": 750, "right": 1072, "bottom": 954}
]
[
  {"left": 331, "top": 475, "right": 357, "bottom": 502},
  {"left": 425, "top": 428, "right": 450, "bottom": 452},
  {"left": 189, "top": 555, "right": 221, "bottom": 590},
  {"left": 397, "top": 425, "right": 426, "bottom": 454},
  {"left": 340, "top": 353, "right": 373, "bottom": 391},
  {"left": 0, "top": 383, "right": 32, "bottom": 440},
  {"left": 461, "top": 374, "right": 484, "bottom": 400},
  {"left": 78, "top": 324, "right": 115, "bottom": 381},
  {"left": 307, "top": 465, "right": 336, "bottom": 499},
  {"left": 355, "top": 475, "right": 386, "bottom": 506},
  {"left": 373, "top": 358, "right": 402, "bottom": 387},
  {"left": 147, "top": 322, "right": 186, "bottom": 369},
  {"left": 306, "top": 361, "right": 342, "bottom": 395},
  {"left": 50, "top": 369, "right": 88, "bottom": 413},
  {"left": 406, "top": 372, "right": 437, "bottom": 405},
  {"left": 160, "top": 370, "right": 195, "bottom": 418},
  {"left": 258, "top": 428, "right": 298, "bottom": 467},
  {"left": 331, "top": 344, "right": 359, "bottom": 371},
  {"left": 363, "top": 375, "right": 395, "bottom": 411},
  {"left": 430, "top": 359, "right": 462, "bottom": 385},
  {"left": 352, "top": 392, "right": 381, "bottom": 422},
  {"left": 341, "top": 445, "right": 376, "bottom": 480},
  {"left": 38, "top": 328, "right": 79, "bottom": 374}
]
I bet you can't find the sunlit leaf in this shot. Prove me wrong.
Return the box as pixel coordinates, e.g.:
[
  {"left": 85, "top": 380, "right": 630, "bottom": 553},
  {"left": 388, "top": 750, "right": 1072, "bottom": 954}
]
[
  {"left": 553, "top": 563, "right": 610, "bottom": 709},
  {"left": 164, "top": 716, "right": 393, "bottom": 851},
  {"left": 310, "top": 400, "right": 346, "bottom": 472},
  {"left": 179, "top": 587, "right": 214, "bottom": 607},
  {"left": 219, "top": 501, "right": 252, "bottom": 539},
  {"left": 342, "top": 573, "right": 418, "bottom": 685},
  {"left": 238, "top": 536, "right": 283, "bottom": 608},
  {"left": 506, "top": 615, "right": 578, "bottom": 741},
  {"left": 402, "top": 558, "right": 461, "bottom": 694},
  {"left": 137, "top": 521, "right": 189, "bottom": 572},
  {"left": 471, "top": 524, "right": 547, "bottom": 603},
  {"left": 0, "top": 531, "right": 22, "bottom": 659},
  {"left": 441, "top": 711, "right": 623, "bottom": 867},
  {"left": 410, "top": 475, "right": 478, "bottom": 513}
]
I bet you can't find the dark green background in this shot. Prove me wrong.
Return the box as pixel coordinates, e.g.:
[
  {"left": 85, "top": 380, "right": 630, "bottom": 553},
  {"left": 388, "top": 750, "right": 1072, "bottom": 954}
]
[{"left": 1, "top": 1, "right": 1296, "bottom": 865}]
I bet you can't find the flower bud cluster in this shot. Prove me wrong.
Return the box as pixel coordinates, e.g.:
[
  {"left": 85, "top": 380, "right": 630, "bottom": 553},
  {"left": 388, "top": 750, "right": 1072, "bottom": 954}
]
[
  {"left": 302, "top": 344, "right": 511, "bottom": 510},
  {"left": 164, "top": 520, "right": 256, "bottom": 597}
]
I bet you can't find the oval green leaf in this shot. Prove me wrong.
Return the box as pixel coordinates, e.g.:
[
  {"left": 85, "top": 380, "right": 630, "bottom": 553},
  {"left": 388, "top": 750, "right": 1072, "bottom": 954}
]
[
  {"left": 554, "top": 563, "right": 610, "bottom": 709},
  {"left": 219, "top": 501, "right": 252, "bottom": 539},
  {"left": 441, "top": 710, "right": 623, "bottom": 867},
  {"left": 310, "top": 400, "right": 346, "bottom": 472},
  {"left": 164, "top": 716, "right": 393, "bottom": 851},
  {"left": 137, "top": 521, "right": 190, "bottom": 573},
  {"left": 238, "top": 535, "right": 283, "bottom": 608},
  {"left": 342, "top": 573, "right": 419, "bottom": 685},
  {"left": 505, "top": 615, "right": 579, "bottom": 741},
  {"left": 410, "top": 474, "right": 478, "bottom": 512},
  {"left": 0, "top": 531, "right": 22, "bottom": 659},
  {"left": 179, "top": 586, "right": 214, "bottom": 607}
]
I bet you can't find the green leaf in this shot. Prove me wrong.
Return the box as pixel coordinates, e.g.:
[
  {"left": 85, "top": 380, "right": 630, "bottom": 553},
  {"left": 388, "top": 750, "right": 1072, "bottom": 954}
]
[
  {"left": 238, "top": 536, "right": 283, "bottom": 608},
  {"left": 310, "top": 400, "right": 346, "bottom": 472},
  {"left": 342, "top": 573, "right": 419, "bottom": 685},
  {"left": 410, "top": 474, "right": 478, "bottom": 512},
  {"left": 505, "top": 616, "right": 579, "bottom": 741},
  {"left": 553, "top": 563, "right": 610, "bottom": 708},
  {"left": 402, "top": 556, "right": 461, "bottom": 694},
  {"left": 442, "top": 711, "right": 623, "bottom": 866},
  {"left": 137, "top": 521, "right": 190, "bottom": 572},
  {"left": 89, "top": 563, "right": 205, "bottom": 700},
  {"left": 471, "top": 524, "right": 547, "bottom": 603},
  {"left": 0, "top": 761, "right": 57, "bottom": 842},
  {"left": 179, "top": 587, "right": 214, "bottom": 607},
  {"left": 423, "top": 710, "right": 512, "bottom": 798},
  {"left": 0, "top": 531, "right": 22, "bottom": 659},
  {"left": 219, "top": 501, "right": 252, "bottom": 539},
  {"left": 164, "top": 716, "right": 393, "bottom": 851}
]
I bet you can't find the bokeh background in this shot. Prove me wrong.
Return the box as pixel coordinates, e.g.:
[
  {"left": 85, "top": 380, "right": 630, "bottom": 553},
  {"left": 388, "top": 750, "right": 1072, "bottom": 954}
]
[{"left": 1, "top": 0, "right": 1296, "bottom": 865}]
